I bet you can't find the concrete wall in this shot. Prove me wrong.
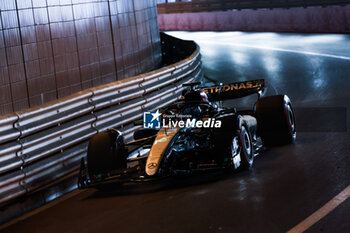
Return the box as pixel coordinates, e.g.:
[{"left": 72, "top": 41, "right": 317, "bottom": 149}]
[
  {"left": 158, "top": 5, "right": 350, "bottom": 33},
  {"left": 0, "top": 0, "right": 161, "bottom": 115}
]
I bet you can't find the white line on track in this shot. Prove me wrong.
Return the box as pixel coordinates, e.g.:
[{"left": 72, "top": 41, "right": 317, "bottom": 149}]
[
  {"left": 287, "top": 185, "right": 350, "bottom": 233},
  {"left": 198, "top": 40, "right": 350, "bottom": 61}
]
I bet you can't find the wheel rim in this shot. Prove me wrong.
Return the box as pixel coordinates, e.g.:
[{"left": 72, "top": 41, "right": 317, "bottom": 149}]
[
  {"left": 230, "top": 136, "right": 241, "bottom": 168},
  {"left": 241, "top": 126, "right": 252, "bottom": 157},
  {"left": 231, "top": 136, "right": 239, "bottom": 158},
  {"left": 287, "top": 104, "right": 296, "bottom": 136}
]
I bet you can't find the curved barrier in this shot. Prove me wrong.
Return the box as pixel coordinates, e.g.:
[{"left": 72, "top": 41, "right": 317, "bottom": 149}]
[{"left": 0, "top": 33, "right": 201, "bottom": 207}]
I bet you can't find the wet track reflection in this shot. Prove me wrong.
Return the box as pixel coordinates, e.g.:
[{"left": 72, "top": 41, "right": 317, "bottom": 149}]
[{"left": 2, "top": 32, "right": 350, "bottom": 233}]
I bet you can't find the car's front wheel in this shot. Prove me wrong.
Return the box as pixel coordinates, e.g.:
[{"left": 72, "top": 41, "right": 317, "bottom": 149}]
[
  {"left": 87, "top": 129, "right": 127, "bottom": 180},
  {"left": 230, "top": 124, "right": 254, "bottom": 170}
]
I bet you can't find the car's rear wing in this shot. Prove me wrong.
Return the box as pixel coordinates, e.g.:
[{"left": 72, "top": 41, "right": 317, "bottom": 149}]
[{"left": 202, "top": 79, "right": 265, "bottom": 101}]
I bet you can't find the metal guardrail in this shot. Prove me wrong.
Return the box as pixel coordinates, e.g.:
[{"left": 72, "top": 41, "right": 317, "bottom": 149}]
[
  {"left": 157, "top": 0, "right": 350, "bottom": 13},
  {"left": 0, "top": 33, "right": 202, "bottom": 206}
]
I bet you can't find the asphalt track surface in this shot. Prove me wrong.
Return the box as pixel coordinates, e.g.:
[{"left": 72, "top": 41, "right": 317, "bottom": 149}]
[{"left": 2, "top": 32, "right": 350, "bottom": 233}]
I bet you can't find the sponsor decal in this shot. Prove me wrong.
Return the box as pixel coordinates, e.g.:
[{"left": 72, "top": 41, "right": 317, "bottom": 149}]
[
  {"left": 155, "top": 137, "right": 169, "bottom": 144},
  {"left": 202, "top": 80, "right": 263, "bottom": 94},
  {"left": 147, "top": 162, "right": 158, "bottom": 169},
  {"left": 143, "top": 110, "right": 161, "bottom": 129}
]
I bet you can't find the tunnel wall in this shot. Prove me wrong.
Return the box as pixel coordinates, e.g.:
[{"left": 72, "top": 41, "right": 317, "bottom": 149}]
[
  {"left": 0, "top": 0, "right": 162, "bottom": 116},
  {"left": 158, "top": 5, "right": 350, "bottom": 33}
]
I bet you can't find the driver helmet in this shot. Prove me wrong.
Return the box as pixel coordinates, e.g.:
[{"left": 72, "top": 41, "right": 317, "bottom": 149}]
[{"left": 183, "top": 89, "right": 209, "bottom": 103}]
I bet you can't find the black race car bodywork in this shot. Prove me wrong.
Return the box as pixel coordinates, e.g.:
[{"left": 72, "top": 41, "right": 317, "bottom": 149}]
[{"left": 78, "top": 79, "right": 296, "bottom": 189}]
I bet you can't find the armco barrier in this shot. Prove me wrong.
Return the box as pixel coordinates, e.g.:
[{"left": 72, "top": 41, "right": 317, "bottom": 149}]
[{"left": 0, "top": 33, "right": 201, "bottom": 208}]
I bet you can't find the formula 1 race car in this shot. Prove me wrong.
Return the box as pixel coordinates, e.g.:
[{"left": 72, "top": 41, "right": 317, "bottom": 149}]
[{"left": 78, "top": 79, "right": 296, "bottom": 189}]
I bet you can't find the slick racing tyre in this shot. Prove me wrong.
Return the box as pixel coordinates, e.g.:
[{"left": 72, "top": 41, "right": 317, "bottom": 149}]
[
  {"left": 87, "top": 129, "right": 127, "bottom": 180},
  {"left": 256, "top": 95, "right": 296, "bottom": 146}
]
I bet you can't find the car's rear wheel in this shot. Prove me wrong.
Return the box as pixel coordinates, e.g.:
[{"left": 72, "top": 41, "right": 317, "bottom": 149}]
[
  {"left": 87, "top": 129, "right": 127, "bottom": 180},
  {"left": 256, "top": 95, "right": 296, "bottom": 146}
]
